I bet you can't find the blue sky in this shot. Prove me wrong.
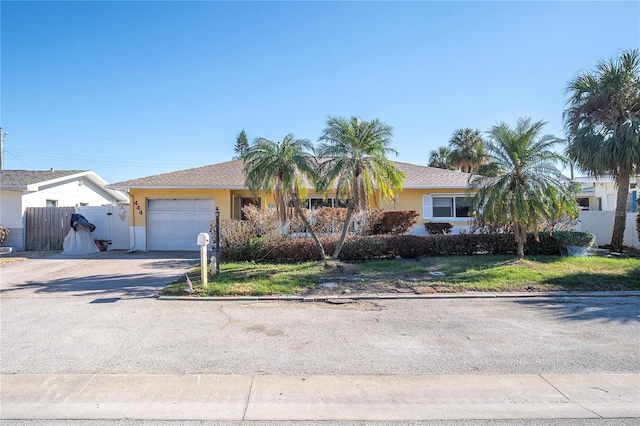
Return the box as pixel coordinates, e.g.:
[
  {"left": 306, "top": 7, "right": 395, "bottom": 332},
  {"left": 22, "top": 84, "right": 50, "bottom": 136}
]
[{"left": 1, "top": 1, "right": 638, "bottom": 184}]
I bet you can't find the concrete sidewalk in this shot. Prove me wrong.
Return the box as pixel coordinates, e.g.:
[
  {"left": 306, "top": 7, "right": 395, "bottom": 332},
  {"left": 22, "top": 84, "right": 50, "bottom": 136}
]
[{"left": 2, "top": 373, "right": 638, "bottom": 421}]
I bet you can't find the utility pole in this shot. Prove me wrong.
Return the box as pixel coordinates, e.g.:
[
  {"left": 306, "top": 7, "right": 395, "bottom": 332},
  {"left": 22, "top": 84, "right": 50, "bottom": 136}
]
[{"left": 0, "top": 127, "right": 6, "bottom": 170}]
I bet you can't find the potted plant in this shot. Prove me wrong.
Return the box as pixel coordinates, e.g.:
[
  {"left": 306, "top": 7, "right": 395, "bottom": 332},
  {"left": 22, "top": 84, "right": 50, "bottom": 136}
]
[{"left": 553, "top": 231, "right": 595, "bottom": 256}]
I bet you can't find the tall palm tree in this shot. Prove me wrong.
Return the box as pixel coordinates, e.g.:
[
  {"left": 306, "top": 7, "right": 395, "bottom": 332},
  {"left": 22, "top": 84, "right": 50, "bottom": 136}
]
[
  {"left": 448, "top": 128, "right": 486, "bottom": 173},
  {"left": 317, "top": 116, "right": 405, "bottom": 259},
  {"left": 470, "top": 118, "right": 579, "bottom": 258},
  {"left": 242, "top": 134, "right": 327, "bottom": 260},
  {"left": 564, "top": 49, "right": 640, "bottom": 252},
  {"left": 428, "top": 146, "right": 454, "bottom": 169}
]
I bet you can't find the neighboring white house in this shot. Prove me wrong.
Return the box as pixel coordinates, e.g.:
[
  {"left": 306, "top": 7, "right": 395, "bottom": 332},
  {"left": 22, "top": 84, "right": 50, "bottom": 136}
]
[
  {"left": 0, "top": 170, "right": 128, "bottom": 250},
  {"left": 574, "top": 176, "right": 638, "bottom": 213},
  {"left": 573, "top": 176, "right": 639, "bottom": 248}
]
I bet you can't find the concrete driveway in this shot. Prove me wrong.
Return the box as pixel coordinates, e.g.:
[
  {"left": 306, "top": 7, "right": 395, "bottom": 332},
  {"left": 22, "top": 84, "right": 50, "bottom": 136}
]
[{"left": 0, "top": 250, "right": 199, "bottom": 299}]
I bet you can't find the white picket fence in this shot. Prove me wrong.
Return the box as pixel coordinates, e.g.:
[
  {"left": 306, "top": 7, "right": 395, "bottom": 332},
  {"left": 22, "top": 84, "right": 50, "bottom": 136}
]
[{"left": 575, "top": 211, "right": 639, "bottom": 248}]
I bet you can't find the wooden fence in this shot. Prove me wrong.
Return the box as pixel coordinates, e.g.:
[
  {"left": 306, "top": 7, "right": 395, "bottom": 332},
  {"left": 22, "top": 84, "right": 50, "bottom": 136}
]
[{"left": 25, "top": 207, "right": 75, "bottom": 251}]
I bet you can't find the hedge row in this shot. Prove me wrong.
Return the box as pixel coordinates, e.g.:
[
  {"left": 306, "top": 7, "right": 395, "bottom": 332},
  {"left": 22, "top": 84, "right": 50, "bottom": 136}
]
[{"left": 219, "top": 231, "right": 594, "bottom": 262}]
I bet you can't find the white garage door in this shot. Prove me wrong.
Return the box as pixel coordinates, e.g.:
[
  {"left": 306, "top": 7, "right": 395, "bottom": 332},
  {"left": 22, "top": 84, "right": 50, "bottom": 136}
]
[{"left": 147, "top": 199, "right": 215, "bottom": 251}]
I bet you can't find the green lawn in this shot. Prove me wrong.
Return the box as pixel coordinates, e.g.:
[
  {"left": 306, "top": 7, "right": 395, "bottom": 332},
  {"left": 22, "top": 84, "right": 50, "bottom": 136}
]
[{"left": 160, "top": 255, "right": 640, "bottom": 297}]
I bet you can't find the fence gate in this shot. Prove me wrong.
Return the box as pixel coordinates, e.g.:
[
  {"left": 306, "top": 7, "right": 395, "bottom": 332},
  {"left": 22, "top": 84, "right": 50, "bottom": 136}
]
[{"left": 25, "top": 207, "right": 75, "bottom": 251}]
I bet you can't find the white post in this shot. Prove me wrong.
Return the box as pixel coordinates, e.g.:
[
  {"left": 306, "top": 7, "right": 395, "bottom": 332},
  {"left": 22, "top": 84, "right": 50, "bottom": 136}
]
[{"left": 197, "top": 233, "right": 210, "bottom": 287}]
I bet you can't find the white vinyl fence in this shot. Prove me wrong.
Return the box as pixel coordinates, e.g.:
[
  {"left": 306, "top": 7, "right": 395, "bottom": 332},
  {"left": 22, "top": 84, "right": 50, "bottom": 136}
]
[
  {"left": 575, "top": 211, "right": 639, "bottom": 248},
  {"left": 76, "top": 204, "right": 130, "bottom": 250}
]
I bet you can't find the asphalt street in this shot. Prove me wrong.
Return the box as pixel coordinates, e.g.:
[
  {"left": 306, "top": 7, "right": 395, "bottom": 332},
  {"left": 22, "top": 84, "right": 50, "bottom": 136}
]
[{"left": 1, "top": 251, "right": 639, "bottom": 424}]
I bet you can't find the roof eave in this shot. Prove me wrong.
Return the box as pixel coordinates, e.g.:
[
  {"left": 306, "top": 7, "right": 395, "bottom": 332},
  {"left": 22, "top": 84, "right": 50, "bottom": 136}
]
[
  {"left": 106, "top": 185, "right": 247, "bottom": 190},
  {"left": 403, "top": 185, "right": 470, "bottom": 190}
]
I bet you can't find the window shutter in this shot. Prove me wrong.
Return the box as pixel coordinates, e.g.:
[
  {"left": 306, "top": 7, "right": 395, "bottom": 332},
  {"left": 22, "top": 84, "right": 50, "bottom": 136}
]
[{"left": 423, "top": 195, "right": 432, "bottom": 219}]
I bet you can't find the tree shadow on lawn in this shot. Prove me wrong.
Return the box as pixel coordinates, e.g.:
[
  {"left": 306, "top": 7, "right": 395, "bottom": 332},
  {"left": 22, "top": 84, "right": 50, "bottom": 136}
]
[
  {"left": 514, "top": 297, "right": 640, "bottom": 324},
  {"left": 540, "top": 269, "right": 640, "bottom": 292}
]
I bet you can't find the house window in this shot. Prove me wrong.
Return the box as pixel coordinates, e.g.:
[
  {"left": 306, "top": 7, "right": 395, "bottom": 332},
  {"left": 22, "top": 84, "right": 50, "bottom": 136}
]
[
  {"left": 236, "top": 197, "right": 261, "bottom": 220},
  {"left": 433, "top": 197, "right": 454, "bottom": 218},
  {"left": 424, "top": 195, "right": 472, "bottom": 219},
  {"left": 46, "top": 200, "right": 58, "bottom": 207},
  {"left": 306, "top": 197, "right": 348, "bottom": 209},
  {"left": 576, "top": 197, "right": 590, "bottom": 210},
  {"left": 309, "top": 198, "right": 333, "bottom": 210}
]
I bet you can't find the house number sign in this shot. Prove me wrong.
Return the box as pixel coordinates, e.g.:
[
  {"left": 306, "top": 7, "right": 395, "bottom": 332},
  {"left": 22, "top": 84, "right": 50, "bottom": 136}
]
[{"left": 134, "top": 200, "right": 144, "bottom": 215}]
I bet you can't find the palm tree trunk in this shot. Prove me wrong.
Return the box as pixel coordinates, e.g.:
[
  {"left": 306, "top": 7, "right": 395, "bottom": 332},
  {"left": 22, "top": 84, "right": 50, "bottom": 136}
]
[
  {"left": 291, "top": 193, "right": 326, "bottom": 261},
  {"left": 515, "top": 222, "right": 525, "bottom": 259},
  {"left": 332, "top": 203, "right": 355, "bottom": 259},
  {"left": 611, "top": 170, "right": 631, "bottom": 252}
]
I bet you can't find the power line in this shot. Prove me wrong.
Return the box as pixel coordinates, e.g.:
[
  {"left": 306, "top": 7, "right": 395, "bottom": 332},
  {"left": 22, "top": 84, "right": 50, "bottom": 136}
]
[
  {"left": 8, "top": 129, "right": 228, "bottom": 145},
  {"left": 6, "top": 149, "right": 208, "bottom": 169},
  {"left": 3, "top": 150, "right": 34, "bottom": 169}
]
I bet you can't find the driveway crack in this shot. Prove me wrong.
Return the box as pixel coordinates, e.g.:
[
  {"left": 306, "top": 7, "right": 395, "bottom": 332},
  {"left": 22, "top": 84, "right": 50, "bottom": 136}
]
[
  {"left": 242, "top": 375, "right": 255, "bottom": 420},
  {"left": 539, "top": 374, "right": 603, "bottom": 419}
]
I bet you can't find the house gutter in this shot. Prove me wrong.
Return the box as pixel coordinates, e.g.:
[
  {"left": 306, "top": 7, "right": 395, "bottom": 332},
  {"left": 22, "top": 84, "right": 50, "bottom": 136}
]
[{"left": 127, "top": 189, "right": 136, "bottom": 252}]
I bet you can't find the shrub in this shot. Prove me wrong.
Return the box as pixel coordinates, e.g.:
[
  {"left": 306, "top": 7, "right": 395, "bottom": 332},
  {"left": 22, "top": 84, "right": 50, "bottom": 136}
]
[
  {"left": 551, "top": 231, "right": 595, "bottom": 254},
  {"left": 338, "top": 236, "right": 390, "bottom": 261},
  {"left": 241, "top": 204, "right": 280, "bottom": 238},
  {"left": 424, "top": 222, "right": 453, "bottom": 235},
  {"left": 259, "top": 236, "right": 338, "bottom": 262},
  {"left": 310, "top": 208, "right": 349, "bottom": 234},
  {"left": 637, "top": 213, "right": 640, "bottom": 241},
  {"left": 523, "top": 232, "right": 561, "bottom": 255},
  {"left": 227, "top": 237, "right": 267, "bottom": 261},
  {"left": 382, "top": 235, "right": 432, "bottom": 258},
  {"left": 210, "top": 219, "right": 253, "bottom": 254},
  {"left": 0, "top": 225, "right": 9, "bottom": 244},
  {"left": 210, "top": 228, "right": 592, "bottom": 262},
  {"left": 370, "top": 210, "right": 418, "bottom": 235}
]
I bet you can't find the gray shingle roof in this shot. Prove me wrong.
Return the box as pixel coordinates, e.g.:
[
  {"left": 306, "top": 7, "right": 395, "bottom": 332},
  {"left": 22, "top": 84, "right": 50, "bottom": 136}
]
[
  {"left": 109, "top": 159, "right": 471, "bottom": 189},
  {"left": 393, "top": 161, "right": 471, "bottom": 188},
  {"left": 0, "top": 170, "right": 88, "bottom": 187},
  {"left": 109, "top": 160, "right": 247, "bottom": 189}
]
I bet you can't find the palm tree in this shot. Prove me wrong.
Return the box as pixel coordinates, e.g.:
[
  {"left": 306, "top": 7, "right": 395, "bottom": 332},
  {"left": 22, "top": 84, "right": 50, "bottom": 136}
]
[
  {"left": 448, "top": 128, "right": 486, "bottom": 173},
  {"left": 242, "top": 134, "right": 327, "bottom": 260},
  {"left": 470, "top": 118, "right": 579, "bottom": 258},
  {"left": 564, "top": 49, "right": 640, "bottom": 252},
  {"left": 317, "top": 116, "right": 405, "bottom": 259},
  {"left": 428, "top": 146, "right": 454, "bottom": 169}
]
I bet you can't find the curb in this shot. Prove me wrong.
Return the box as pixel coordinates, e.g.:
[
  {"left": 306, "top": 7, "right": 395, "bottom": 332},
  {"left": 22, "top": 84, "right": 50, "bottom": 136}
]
[{"left": 157, "top": 290, "right": 640, "bottom": 302}]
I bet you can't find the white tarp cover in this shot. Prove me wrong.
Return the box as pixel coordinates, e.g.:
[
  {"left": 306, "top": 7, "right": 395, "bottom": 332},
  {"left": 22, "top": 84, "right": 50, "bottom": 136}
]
[{"left": 62, "top": 225, "right": 99, "bottom": 255}]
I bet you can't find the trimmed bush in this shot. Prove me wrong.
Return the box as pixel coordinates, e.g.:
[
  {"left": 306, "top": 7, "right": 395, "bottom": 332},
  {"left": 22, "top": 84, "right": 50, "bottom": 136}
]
[
  {"left": 550, "top": 231, "right": 595, "bottom": 254},
  {"left": 338, "top": 236, "right": 390, "bottom": 261},
  {"left": 370, "top": 210, "right": 418, "bottom": 235},
  {"left": 424, "top": 222, "right": 453, "bottom": 235},
  {"left": 212, "top": 218, "right": 593, "bottom": 262}
]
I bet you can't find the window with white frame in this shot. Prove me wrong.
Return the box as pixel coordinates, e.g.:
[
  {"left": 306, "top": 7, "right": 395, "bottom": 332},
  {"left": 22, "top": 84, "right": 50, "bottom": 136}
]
[
  {"left": 423, "top": 195, "right": 472, "bottom": 219},
  {"left": 46, "top": 199, "right": 58, "bottom": 207},
  {"left": 304, "top": 197, "right": 348, "bottom": 209}
]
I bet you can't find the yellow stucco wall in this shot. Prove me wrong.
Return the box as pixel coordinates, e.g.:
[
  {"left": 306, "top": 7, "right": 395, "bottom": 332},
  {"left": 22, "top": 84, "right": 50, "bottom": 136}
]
[{"left": 125, "top": 187, "right": 473, "bottom": 227}]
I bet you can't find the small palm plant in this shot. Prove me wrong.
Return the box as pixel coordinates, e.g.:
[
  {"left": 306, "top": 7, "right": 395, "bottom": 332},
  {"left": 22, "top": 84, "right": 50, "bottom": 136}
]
[{"left": 470, "top": 118, "right": 579, "bottom": 258}]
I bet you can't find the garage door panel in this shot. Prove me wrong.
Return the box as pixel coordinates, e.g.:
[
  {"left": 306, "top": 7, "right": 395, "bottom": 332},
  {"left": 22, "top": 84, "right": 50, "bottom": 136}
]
[{"left": 147, "top": 199, "right": 215, "bottom": 251}]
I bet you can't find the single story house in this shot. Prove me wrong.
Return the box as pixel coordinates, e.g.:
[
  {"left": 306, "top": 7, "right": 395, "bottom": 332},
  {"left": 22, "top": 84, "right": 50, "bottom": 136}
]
[
  {"left": 0, "top": 169, "right": 128, "bottom": 250},
  {"left": 108, "top": 160, "right": 472, "bottom": 251}
]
